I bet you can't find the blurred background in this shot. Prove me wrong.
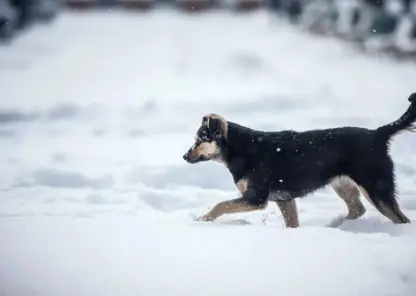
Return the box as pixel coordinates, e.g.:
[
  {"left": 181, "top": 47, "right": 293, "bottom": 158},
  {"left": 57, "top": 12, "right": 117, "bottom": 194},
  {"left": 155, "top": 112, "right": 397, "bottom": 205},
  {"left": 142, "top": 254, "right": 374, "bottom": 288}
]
[{"left": 1, "top": 0, "right": 416, "bottom": 59}]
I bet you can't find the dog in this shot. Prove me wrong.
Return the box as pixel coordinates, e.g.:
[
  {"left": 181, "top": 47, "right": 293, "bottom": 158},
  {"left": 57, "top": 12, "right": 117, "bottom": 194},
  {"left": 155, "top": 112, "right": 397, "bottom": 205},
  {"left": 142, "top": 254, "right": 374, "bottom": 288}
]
[{"left": 183, "top": 93, "right": 416, "bottom": 228}]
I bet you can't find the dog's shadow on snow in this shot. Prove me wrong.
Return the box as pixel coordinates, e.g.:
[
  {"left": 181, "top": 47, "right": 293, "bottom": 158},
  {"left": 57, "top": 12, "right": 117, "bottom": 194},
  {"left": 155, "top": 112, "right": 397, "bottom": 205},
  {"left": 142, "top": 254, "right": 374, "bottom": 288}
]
[
  {"left": 220, "top": 219, "right": 251, "bottom": 225},
  {"left": 336, "top": 218, "right": 415, "bottom": 237},
  {"left": 194, "top": 219, "right": 252, "bottom": 227}
]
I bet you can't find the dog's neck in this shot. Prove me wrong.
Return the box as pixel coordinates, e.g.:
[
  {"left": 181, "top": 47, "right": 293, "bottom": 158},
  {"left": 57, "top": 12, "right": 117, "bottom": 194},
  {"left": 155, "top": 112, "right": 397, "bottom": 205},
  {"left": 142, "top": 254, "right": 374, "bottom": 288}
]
[
  {"left": 217, "top": 121, "right": 258, "bottom": 178},
  {"left": 224, "top": 121, "right": 258, "bottom": 150}
]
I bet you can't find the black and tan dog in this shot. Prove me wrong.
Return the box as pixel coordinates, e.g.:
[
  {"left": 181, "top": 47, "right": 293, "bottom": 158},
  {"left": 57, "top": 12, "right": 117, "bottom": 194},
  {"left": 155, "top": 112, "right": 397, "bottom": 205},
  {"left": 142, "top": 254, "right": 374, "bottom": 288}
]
[{"left": 183, "top": 93, "right": 416, "bottom": 228}]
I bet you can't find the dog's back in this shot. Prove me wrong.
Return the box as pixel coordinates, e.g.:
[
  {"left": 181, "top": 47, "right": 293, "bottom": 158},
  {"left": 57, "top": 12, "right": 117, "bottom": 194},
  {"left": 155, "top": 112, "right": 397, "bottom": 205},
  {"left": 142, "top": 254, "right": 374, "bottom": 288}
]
[
  {"left": 225, "top": 94, "right": 416, "bottom": 199},
  {"left": 225, "top": 125, "right": 380, "bottom": 197}
]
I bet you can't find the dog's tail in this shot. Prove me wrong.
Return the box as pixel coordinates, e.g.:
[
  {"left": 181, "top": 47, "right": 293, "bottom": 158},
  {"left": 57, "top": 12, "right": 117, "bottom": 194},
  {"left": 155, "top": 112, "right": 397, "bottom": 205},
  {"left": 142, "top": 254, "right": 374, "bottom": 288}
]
[{"left": 376, "top": 93, "right": 416, "bottom": 140}]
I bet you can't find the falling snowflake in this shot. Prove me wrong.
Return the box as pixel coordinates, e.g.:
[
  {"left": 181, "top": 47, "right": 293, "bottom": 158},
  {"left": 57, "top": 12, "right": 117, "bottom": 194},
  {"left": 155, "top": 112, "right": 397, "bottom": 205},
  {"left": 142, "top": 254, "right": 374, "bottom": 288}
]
[{"left": 276, "top": 147, "right": 281, "bottom": 152}]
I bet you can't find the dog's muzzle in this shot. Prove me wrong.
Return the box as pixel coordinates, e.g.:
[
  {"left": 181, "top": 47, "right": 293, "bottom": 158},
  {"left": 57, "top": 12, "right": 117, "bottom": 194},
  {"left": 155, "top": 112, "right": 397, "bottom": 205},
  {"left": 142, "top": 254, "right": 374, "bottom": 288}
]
[
  {"left": 183, "top": 150, "right": 200, "bottom": 163},
  {"left": 183, "top": 152, "right": 191, "bottom": 162}
]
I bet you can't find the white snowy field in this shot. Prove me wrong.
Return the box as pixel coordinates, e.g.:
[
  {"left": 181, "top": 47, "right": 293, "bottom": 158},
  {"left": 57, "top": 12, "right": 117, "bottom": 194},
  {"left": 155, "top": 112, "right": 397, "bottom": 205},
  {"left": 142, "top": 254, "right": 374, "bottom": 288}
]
[{"left": 1, "top": 8, "right": 416, "bottom": 296}]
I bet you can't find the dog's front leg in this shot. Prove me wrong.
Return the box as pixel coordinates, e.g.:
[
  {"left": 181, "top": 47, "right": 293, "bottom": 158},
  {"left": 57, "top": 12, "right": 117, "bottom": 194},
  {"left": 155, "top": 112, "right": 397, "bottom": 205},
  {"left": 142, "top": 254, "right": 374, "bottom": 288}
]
[
  {"left": 197, "top": 182, "right": 269, "bottom": 222},
  {"left": 197, "top": 197, "right": 266, "bottom": 222},
  {"left": 275, "top": 199, "right": 299, "bottom": 228}
]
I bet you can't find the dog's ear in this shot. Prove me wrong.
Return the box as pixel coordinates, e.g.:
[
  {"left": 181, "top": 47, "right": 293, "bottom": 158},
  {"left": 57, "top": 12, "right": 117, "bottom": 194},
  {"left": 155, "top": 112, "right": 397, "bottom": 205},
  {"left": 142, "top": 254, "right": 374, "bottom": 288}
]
[
  {"left": 202, "top": 113, "right": 228, "bottom": 139},
  {"left": 201, "top": 115, "right": 211, "bottom": 128}
]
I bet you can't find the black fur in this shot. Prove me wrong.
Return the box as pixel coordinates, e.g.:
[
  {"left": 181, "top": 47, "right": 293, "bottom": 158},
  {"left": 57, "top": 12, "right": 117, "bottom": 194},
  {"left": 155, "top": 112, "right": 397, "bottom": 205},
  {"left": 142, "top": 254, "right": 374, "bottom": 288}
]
[
  {"left": 184, "top": 93, "right": 416, "bottom": 224},
  {"left": 376, "top": 92, "right": 416, "bottom": 141}
]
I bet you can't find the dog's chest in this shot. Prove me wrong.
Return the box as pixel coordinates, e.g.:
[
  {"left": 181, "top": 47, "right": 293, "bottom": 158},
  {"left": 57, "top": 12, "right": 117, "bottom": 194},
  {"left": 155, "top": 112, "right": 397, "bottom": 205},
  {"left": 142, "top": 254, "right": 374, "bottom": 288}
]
[
  {"left": 268, "top": 190, "right": 294, "bottom": 201},
  {"left": 236, "top": 178, "right": 248, "bottom": 195}
]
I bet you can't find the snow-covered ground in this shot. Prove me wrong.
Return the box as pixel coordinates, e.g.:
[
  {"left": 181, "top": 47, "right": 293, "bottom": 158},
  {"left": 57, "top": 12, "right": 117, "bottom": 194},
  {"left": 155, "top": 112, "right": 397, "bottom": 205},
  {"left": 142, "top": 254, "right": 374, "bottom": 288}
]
[{"left": 1, "top": 8, "right": 416, "bottom": 296}]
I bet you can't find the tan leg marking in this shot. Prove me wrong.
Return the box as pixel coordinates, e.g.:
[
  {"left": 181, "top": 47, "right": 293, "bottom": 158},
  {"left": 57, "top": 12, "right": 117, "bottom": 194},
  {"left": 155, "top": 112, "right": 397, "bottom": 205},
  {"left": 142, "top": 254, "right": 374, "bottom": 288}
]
[
  {"left": 331, "top": 176, "right": 366, "bottom": 219},
  {"left": 236, "top": 178, "right": 248, "bottom": 195},
  {"left": 358, "top": 186, "right": 375, "bottom": 207},
  {"left": 275, "top": 199, "right": 299, "bottom": 228},
  {"left": 198, "top": 178, "right": 266, "bottom": 222},
  {"left": 359, "top": 186, "right": 410, "bottom": 224},
  {"left": 197, "top": 197, "right": 266, "bottom": 222}
]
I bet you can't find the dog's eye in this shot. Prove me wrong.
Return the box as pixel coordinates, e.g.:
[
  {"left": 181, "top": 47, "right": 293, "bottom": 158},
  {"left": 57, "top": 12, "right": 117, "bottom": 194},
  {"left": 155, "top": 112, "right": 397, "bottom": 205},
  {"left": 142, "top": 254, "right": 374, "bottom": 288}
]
[{"left": 197, "top": 129, "right": 211, "bottom": 141}]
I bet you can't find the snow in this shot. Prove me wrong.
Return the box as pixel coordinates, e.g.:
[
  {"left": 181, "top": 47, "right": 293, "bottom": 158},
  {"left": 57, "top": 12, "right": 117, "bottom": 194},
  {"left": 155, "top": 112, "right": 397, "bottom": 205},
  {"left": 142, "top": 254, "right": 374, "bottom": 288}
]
[{"left": 1, "top": 9, "right": 416, "bottom": 296}]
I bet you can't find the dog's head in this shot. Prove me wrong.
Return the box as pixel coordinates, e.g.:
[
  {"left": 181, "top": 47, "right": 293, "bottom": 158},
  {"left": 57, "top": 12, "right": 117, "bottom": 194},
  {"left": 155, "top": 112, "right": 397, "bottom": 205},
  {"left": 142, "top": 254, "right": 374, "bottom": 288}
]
[{"left": 183, "top": 113, "right": 228, "bottom": 164}]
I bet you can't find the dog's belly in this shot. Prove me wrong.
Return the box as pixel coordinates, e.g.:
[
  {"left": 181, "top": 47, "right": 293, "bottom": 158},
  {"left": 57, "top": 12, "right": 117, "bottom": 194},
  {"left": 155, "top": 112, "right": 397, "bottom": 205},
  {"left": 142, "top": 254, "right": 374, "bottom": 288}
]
[
  {"left": 268, "top": 189, "right": 311, "bottom": 201},
  {"left": 268, "top": 191, "right": 290, "bottom": 201}
]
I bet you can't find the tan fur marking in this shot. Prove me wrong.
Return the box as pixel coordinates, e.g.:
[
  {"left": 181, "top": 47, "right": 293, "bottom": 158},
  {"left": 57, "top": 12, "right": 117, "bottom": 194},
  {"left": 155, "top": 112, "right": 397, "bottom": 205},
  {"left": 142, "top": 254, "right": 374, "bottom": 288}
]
[
  {"left": 358, "top": 185, "right": 374, "bottom": 206},
  {"left": 188, "top": 141, "right": 220, "bottom": 159},
  {"left": 236, "top": 178, "right": 248, "bottom": 195},
  {"left": 197, "top": 197, "right": 265, "bottom": 221},
  {"left": 359, "top": 186, "right": 409, "bottom": 224},
  {"left": 331, "top": 176, "right": 366, "bottom": 220},
  {"left": 377, "top": 202, "right": 403, "bottom": 224},
  {"left": 275, "top": 200, "right": 299, "bottom": 228},
  {"left": 197, "top": 142, "right": 218, "bottom": 155}
]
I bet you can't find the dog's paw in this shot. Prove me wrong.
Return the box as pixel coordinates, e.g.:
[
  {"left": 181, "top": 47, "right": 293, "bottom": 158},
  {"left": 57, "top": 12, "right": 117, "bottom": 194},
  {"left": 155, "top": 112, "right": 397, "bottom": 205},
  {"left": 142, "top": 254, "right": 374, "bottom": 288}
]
[{"left": 195, "top": 215, "right": 214, "bottom": 222}]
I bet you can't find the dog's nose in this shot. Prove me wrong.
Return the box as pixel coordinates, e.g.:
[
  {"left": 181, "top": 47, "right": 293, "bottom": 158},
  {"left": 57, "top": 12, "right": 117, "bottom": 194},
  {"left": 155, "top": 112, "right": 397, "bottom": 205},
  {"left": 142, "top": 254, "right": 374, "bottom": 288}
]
[{"left": 183, "top": 153, "right": 190, "bottom": 161}]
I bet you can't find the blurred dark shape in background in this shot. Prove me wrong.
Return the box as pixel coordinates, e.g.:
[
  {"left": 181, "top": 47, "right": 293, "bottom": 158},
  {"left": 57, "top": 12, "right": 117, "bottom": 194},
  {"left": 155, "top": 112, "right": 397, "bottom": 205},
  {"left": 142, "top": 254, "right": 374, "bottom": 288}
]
[
  {"left": 270, "top": 0, "right": 416, "bottom": 59},
  {"left": 0, "top": 0, "right": 60, "bottom": 42},
  {"left": 1, "top": 0, "right": 415, "bottom": 60}
]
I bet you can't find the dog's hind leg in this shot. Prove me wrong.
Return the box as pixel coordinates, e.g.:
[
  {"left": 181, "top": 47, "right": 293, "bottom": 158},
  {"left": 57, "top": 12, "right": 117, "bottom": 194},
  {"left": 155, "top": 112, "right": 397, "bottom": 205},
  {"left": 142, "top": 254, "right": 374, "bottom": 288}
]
[
  {"left": 352, "top": 158, "right": 411, "bottom": 224},
  {"left": 331, "top": 176, "right": 366, "bottom": 220},
  {"left": 275, "top": 199, "right": 299, "bottom": 228},
  {"left": 358, "top": 184, "right": 410, "bottom": 224}
]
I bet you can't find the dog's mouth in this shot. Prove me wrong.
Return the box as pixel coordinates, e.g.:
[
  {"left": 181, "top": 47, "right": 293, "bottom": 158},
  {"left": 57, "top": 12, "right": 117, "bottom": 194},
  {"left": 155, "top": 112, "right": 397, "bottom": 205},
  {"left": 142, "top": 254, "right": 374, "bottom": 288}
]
[{"left": 183, "top": 152, "right": 209, "bottom": 164}]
